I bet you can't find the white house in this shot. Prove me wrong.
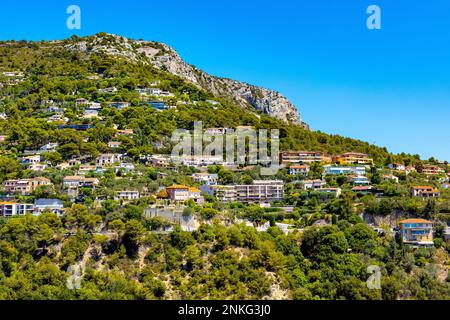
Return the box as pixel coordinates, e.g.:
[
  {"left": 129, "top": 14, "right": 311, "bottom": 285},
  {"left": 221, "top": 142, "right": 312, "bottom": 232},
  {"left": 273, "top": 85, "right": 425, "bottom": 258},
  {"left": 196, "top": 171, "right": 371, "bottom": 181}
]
[{"left": 114, "top": 190, "right": 140, "bottom": 201}]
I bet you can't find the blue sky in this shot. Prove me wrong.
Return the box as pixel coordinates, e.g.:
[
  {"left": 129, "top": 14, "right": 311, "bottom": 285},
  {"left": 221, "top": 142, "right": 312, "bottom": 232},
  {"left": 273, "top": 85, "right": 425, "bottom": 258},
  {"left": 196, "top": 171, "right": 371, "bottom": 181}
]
[{"left": 1, "top": 0, "right": 450, "bottom": 160}]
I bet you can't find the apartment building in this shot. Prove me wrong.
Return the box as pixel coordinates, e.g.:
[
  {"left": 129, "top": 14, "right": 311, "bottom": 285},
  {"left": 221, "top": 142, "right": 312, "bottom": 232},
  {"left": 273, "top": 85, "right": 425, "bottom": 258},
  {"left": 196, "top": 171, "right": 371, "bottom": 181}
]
[
  {"left": 114, "top": 190, "right": 140, "bottom": 201},
  {"left": 323, "top": 165, "right": 366, "bottom": 176},
  {"left": 300, "top": 179, "right": 326, "bottom": 190},
  {"left": 0, "top": 202, "right": 34, "bottom": 217},
  {"left": 421, "top": 165, "right": 445, "bottom": 175},
  {"left": 332, "top": 152, "right": 373, "bottom": 165},
  {"left": 399, "top": 218, "right": 433, "bottom": 246},
  {"left": 96, "top": 153, "right": 122, "bottom": 166},
  {"left": 289, "top": 165, "right": 310, "bottom": 176},
  {"left": 411, "top": 186, "right": 441, "bottom": 198},
  {"left": 235, "top": 180, "right": 284, "bottom": 203},
  {"left": 280, "top": 151, "right": 331, "bottom": 165},
  {"left": 192, "top": 173, "right": 219, "bottom": 185},
  {"left": 3, "top": 177, "right": 52, "bottom": 195}
]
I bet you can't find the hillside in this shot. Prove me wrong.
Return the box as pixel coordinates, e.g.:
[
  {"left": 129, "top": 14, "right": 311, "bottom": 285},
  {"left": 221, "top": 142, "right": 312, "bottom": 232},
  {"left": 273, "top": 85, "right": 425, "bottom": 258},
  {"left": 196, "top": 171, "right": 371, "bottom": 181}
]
[
  {"left": 0, "top": 33, "right": 448, "bottom": 301},
  {"left": 61, "top": 33, "right": 305, "bottom": 126}
]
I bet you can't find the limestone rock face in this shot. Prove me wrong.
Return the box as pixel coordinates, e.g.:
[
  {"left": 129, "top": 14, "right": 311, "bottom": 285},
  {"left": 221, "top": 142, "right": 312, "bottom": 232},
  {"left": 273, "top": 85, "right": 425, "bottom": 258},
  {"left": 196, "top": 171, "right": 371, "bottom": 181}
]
[{"left": 66, "top": 33, "right": 307, "bottom": 127}]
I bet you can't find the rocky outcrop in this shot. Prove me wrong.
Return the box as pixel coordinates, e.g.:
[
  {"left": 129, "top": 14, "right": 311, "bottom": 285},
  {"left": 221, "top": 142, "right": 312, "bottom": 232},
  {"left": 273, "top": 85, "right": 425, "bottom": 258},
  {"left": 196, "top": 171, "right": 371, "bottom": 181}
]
[
  {"left": 139, "top": 42, "right": 305, "bottom": 126},
  {"left": 65, "top": 33, "right": 307, "bottom": 127}
]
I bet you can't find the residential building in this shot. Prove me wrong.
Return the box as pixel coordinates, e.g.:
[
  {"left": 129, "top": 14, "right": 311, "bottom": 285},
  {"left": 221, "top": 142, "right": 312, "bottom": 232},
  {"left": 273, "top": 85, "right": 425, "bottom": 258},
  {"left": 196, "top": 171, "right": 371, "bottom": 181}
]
[
  {"left": 388, "top": 163, "right": 406, "bottom": 171},
  {"left": 444, "top": 226, "right": 450, "bottom": 242},
  {"left": 96, "top": 153, "right": 122, "bottom": 166},
  {"left": 75, "top": 98, "right": 89, "bottom": 106},
  {"left": 411, "top": 186, "right": 441, "bottom": 198},
  {"left": 191, "top": 173, "right": 218, "bottom": 185},
  {"left": 78, "top": 165, "right": 102, "bottom": 175},
  {"left": 28, "top": 163, "right": 48, "bottom": 172},
  {"left": 323, "top": 165, "right": 366, "bottom": 176},
  {"left": 22, "top": 154, "right": 40, "bottom": 165},
  {"left": 83, "top": 108, "right": 99, "bottom": 119},
  {"left": 98, "top": 87, "right": 117, "bottom": 94},
  {"left": 280, "top": 151, "right": 331, "bottom": 165},
  {"left": 382, "top": 174, "right": 399, "bottom": 183},
  {"left": 348, "top": 175, "right": 371, "bottom": 185},
  {"left": 188, "top": 187, "right": 204, "bottom": 204},
  {"left": 57, "top": 124, "right": 93, "bottom": 131},
  {"left": 108, "top": 141, "right": 121, "bottom": 148},
  {"left": 0, "top": 202, "right": 34, "bottom": 217},
  {"left": 34, "top": 198, "right": 64, "bottom": 216},
  {"left": 39, "top": 142, "right": 58, "bottom": 152},
  {"left": 114, "top": 190, "right": 140, "bottom": 201},
  {"left": 332, "top": 152, "right": 373, "bottom": 165},
  {"left": 109, "top": 102, "right": 130, "bottom": 109},
  {"left": 235, "top": 180, "right": 284, "bottom": 202},
  {"left": 352, "top": 186, "right": 373, "bottom": 194},
  {"left": 115, "top": 162, "right": 135, "bottom": 173},
  {"left": 399, "top": 218, "right": 434, "bottom": 246},
  {"left": 205, "top": 128, "right": 227, "bottom": 135},
  {"left": 200, "top": 185, "right": 237, "bottom": 202},
  {"left": 3, "top": 177, "right": 52, "bottom": 195},
  {"left": 149, "top": 154, "right": 171, "bottom": 167},
  {"left": 289, "top": 165, "right": 310, "bottom": 176},
  {"left": 166, "top": 185, "right": 190, "bottom": 202},
  {"left": 300, "top": 179, "right": 326, "bottom": 190},
  {"left": 63, "top": 176, "right": 99, "bottom": 189},
  {"left": 421, "top": 165, "right": 445, "bottom": 175}
]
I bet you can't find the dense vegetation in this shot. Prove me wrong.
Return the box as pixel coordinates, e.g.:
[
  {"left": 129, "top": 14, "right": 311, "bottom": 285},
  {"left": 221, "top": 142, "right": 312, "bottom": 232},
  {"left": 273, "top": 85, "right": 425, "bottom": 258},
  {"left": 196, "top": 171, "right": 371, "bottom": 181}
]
[{"left": 0, "top": 34, "right": 448, "bottom": 300}]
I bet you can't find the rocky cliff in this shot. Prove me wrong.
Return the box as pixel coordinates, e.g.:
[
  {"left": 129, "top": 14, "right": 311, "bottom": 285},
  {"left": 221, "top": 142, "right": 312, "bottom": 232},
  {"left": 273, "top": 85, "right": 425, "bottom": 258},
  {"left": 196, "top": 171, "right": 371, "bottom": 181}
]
[{"left": 66, "top": 33, "right": 306, "bottom": 127}]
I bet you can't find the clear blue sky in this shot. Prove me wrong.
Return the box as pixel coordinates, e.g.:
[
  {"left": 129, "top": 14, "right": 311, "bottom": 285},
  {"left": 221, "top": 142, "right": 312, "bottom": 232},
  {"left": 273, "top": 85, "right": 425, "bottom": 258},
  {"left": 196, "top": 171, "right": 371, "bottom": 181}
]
[{"left": 1, "top": 0, "right": 450, "bottom": 160}]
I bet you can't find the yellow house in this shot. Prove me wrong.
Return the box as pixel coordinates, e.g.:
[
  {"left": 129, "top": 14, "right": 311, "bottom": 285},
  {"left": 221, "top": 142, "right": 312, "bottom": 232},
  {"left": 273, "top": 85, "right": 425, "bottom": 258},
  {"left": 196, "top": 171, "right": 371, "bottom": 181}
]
[{"left": 332, "top": 152, "right": 373, "bottom": 165}]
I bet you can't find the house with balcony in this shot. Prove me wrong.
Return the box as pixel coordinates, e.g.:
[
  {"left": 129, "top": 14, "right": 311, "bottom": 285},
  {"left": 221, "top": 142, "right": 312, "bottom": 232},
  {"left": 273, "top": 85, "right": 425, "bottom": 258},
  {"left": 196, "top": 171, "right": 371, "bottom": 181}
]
[
  {"left": 34, "top": 198, "right": 65, "bottom": 216},
  {"left": 388, "top": 163, "right": 406, "bottom": 171},
  {"left": 96, "top": 153, "right": 122, "bottom": 166},
  {"left": 114, "top": 190, "right": 140, "bottom": 202},
  {"left": 411, "top": 186, "right": 441, "bottom": 198},
  {"left": 289, "top": 165, "right": 310, "bottom": 176},
  {"left": 399, "top": 218, "right": 433, "bottom": 247},
  {"left": 323, "top": 165, "right": 366, "bottom": 176},
  {"left": 280, "top": 151, "right": 331, "bottom": 165},
  {"left": 235, "top": 180, "right": 284, "bottom": 203},
  {"left": 3, "top": 177, "right": 52, "bottom": 195},
  {"left": 109, "top": 102, "right": 130, "bottom": 110},
  {"left": 108, "top": 141, "right": 121, "bottom": 149},
  {"left": 421, "top": 165, "right": 445, "bottom": 175},
  {"left": 300, "top": 179, "right": 326, "bottom": 190},
  {"left": 348, "top": 175, "right": 371, "bottom": 185},
  {"left": 382, "top": 174, "right": 399, "bottom": 183},
  {"left": 192, "top": 172, "right": 219, "bottom": 185},
  {"left": 332, "top": 152, "right": 373, "bottom": 165},
  {"left": 0, "top": 202, "right": 34, "bottom": 217}
]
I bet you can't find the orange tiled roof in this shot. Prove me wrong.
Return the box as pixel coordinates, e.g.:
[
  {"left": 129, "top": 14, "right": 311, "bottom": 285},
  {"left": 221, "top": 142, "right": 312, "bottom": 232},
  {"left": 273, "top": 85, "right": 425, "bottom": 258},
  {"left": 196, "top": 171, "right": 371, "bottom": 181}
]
[
  {"left": 166, "top": 185, "right": 189, "bottom": 190},
  {"left": 399, "top": 218, "right": 432, "bottom": 224}
]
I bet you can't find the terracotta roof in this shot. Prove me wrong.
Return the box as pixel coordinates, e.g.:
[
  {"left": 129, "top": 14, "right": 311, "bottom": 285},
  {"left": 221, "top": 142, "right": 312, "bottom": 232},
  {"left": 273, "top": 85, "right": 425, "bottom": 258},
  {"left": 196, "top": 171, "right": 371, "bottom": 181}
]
[
  {"left": 399, "top": 218, "right": 432, "bottom": 224},
  {"left": 290, "top": 165, "right": 309, "bottom": 169},
  {"left": 166, "top": 185, "right": 189, "bottom": 190},
  {"left": 189, "top": 187, "right": 200, "bottom": 193},
  {"left": 412, "top": 186, "right": 433, "bottom": 189}
]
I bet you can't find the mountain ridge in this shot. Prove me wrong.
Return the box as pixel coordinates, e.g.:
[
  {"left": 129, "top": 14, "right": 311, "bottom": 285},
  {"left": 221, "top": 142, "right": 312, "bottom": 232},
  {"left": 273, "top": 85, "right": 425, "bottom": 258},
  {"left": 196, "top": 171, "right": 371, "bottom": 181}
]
[{"left": 63, "top": 33, "right": 307, "bottom": 127}]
